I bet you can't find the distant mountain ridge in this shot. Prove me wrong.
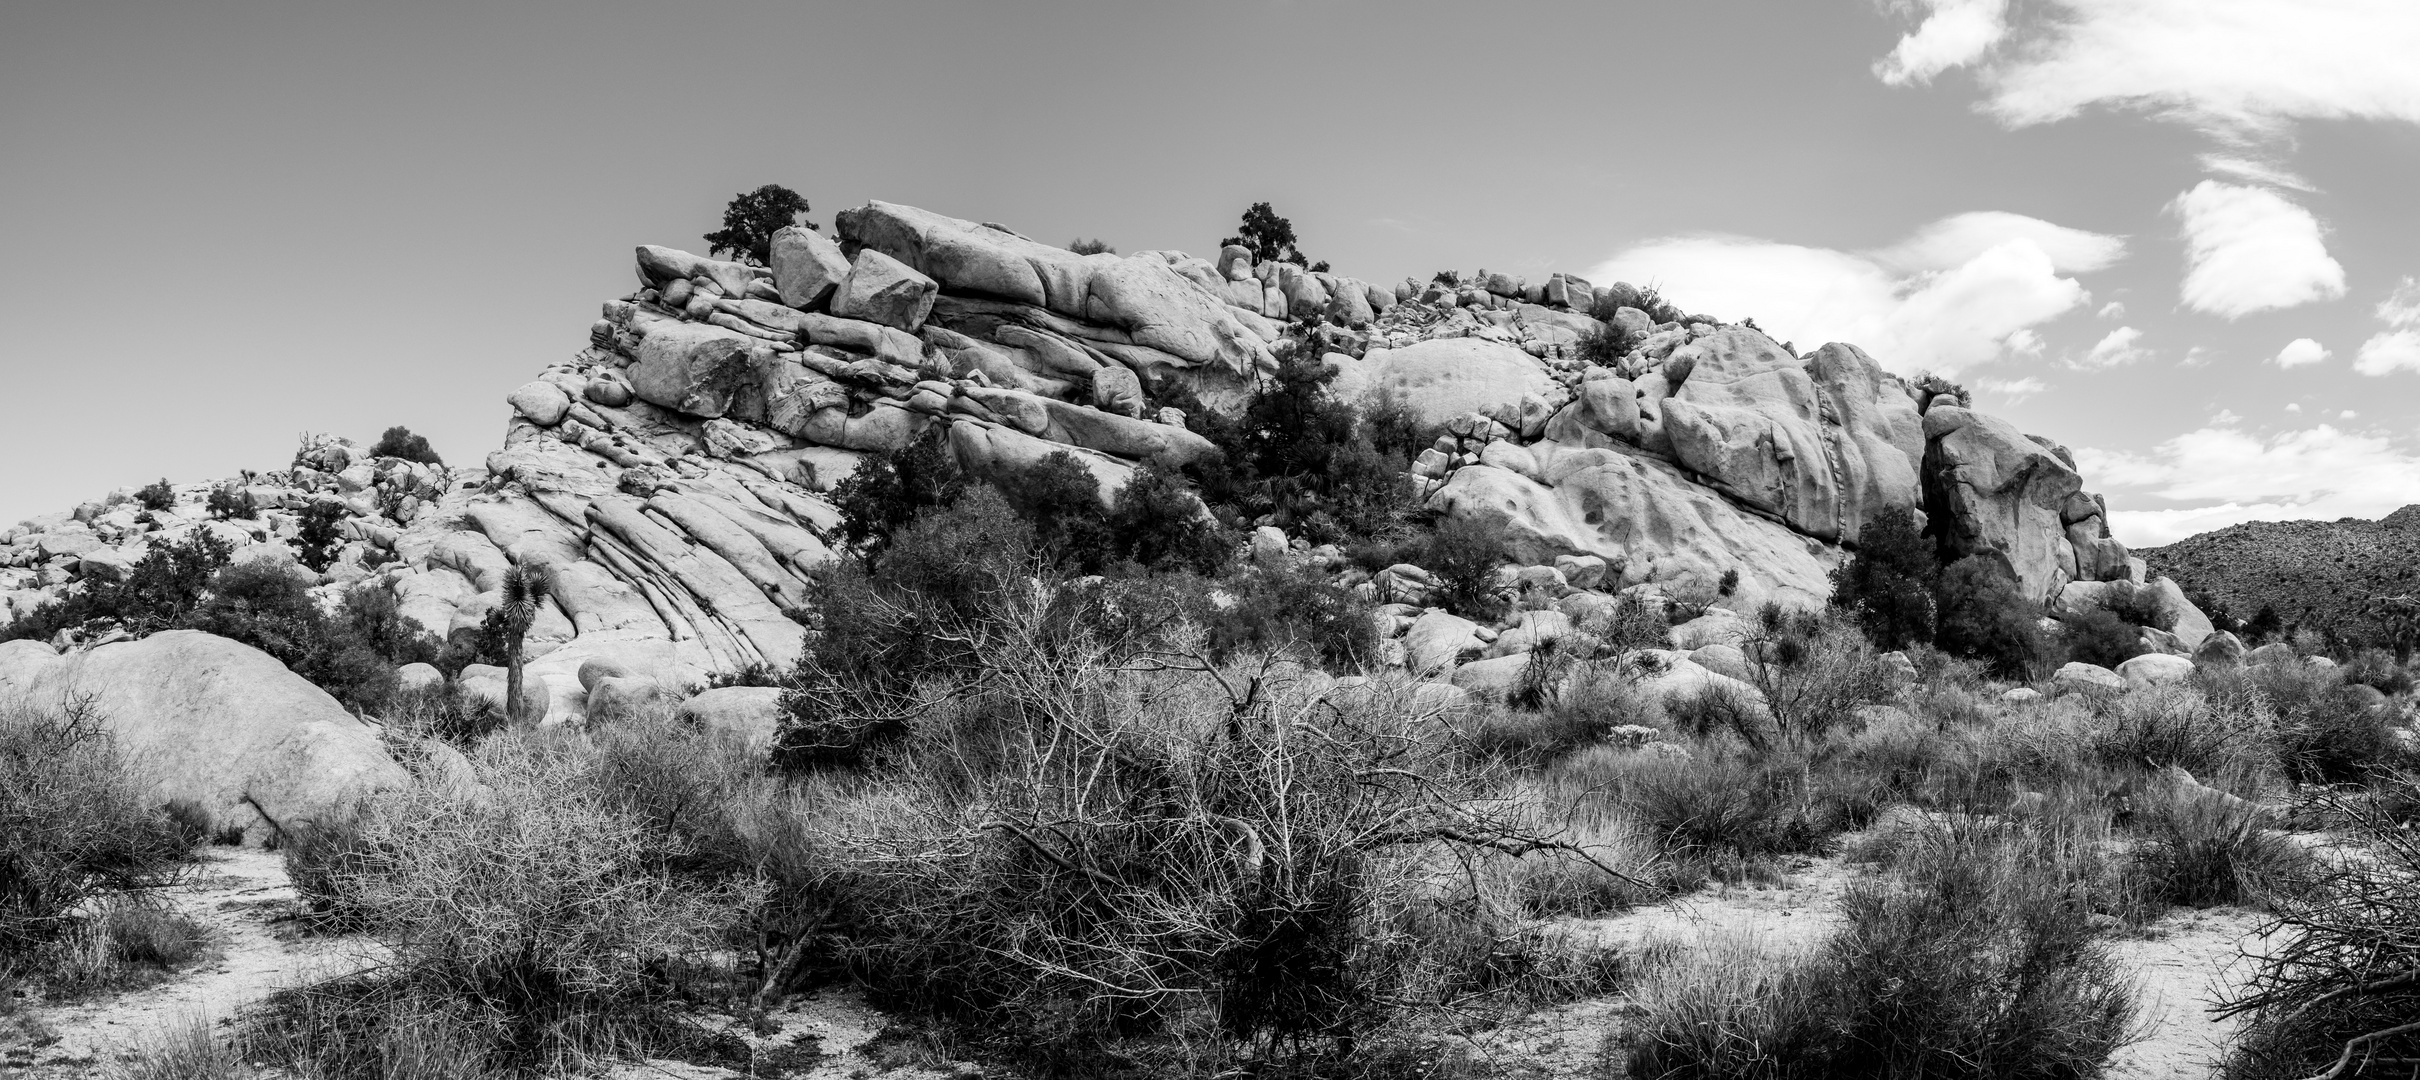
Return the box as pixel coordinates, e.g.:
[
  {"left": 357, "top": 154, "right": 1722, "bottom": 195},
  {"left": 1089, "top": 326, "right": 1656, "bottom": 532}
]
[{"left": 2139, "top": 505, "right": 2420, "bottom": 647}]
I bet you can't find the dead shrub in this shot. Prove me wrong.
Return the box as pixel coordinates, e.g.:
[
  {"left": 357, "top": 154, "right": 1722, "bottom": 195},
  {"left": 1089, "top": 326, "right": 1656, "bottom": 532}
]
[
  {"left": 2218, "top": 773, "right": 2420, "bottom": 1079},
  {"left": 254, "top": 734, "right": 759, "bottom": 1076},
  {"left": 1624, "top": 819, "right": 2138, "bottom": 1079},
  {"left": 0, "top": 698, "right": 193, "bottom": 979}
]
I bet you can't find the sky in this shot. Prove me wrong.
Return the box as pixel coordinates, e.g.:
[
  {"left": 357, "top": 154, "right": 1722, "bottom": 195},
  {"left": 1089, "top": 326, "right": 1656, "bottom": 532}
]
[{"left": 2, "top": 0, "right": 2415, "bottom": 546}]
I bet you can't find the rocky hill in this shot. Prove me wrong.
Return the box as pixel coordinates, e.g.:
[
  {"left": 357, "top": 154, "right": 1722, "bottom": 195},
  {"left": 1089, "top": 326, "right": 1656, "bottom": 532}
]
[
  {"left": 2140, "top": 505, "right": 2420, "bottom": 646},
  {"left": 0, "top": 198, "right": 2212, "bottom": 722}
]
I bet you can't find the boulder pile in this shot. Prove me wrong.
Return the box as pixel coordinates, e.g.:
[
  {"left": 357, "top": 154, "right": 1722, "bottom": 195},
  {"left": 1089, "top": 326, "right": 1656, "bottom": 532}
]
[{"left": 0, "top": 198, "right": 2210, "bottom": 719}]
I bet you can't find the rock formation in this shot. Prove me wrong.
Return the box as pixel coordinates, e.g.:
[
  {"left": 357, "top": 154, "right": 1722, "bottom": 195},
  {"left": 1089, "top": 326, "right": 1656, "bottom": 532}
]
[
  {"left": 0, "top": 197, "right": 2207, "bottom": 721},
  {"left": 0, "top": 631, "right": 406, "bottom": 839}
]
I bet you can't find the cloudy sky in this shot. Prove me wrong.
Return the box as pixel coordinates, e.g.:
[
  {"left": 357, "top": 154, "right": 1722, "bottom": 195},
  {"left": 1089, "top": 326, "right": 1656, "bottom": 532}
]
[{"left": 3, "top": 0, "right": 2415, "bottom": 544}]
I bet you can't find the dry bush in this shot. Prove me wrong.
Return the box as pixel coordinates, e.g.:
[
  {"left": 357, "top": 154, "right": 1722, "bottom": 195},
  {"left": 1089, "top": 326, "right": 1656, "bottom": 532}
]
[
  {"left": 774, "top": 605, "right": 1643, "bottom": 1070},
  {"left": 259, "top": 733, "right": 759, "bottom": 1077},
  {"left": 2218, "top": 773, "right": 2420, "bottom": 1080},
  {"left": 2238, "top": 662, "right": 2416, "bottom": 784},
  {"left": 2127, "top": 794, "right": 2315, "bottom": 912},
  {"left": 2086, "top": 681, "right": 2278, "bottom": 782},
  {"left": 106, "top": 1016, "right": 256, "bottom": 1080},
  {"left": 0, "top": 698, "right": 194, "bottom": 980},
  {"left": 1739, "top": 608, "right": 1899, "bottom": 747},
  {"left": 1623, "top": 819, "right": 2138, "bottom": 1079},
  {"left": 1617, "top": 934, "right": 1828, "bottom": 1077}
]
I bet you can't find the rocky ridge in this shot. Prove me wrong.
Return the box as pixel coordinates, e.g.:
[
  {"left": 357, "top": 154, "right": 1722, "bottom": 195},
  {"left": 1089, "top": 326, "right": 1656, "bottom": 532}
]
[
  {"left": 0, "top": 199, "right": 2211, "bottom": 726},
  {"left": 2140, "top": 506, "right": 2420, "bottom": 646}
]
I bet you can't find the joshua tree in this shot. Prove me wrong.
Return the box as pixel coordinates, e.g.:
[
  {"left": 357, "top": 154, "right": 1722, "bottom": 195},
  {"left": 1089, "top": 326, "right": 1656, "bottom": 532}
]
[
  {"left": 498, "top": 564, "right": 555, "bottom": 726},
  {"left": 2371, "top": 594, "right": 2420, "bottom": 661}
]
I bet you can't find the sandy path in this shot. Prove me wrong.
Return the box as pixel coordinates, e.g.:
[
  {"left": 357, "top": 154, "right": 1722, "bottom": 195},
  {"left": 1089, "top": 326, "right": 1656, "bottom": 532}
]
[
  {"left": 6, "top": 847, "right": 378, "bottom": 1076},
  {"left": 2105, "top": 907, "right": 2282, "bottom": 1080}
]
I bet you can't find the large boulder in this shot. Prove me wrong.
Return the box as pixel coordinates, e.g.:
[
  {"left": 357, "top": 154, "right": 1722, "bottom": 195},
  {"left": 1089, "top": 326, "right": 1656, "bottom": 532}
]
[
  {"left": 630, "top": 322, "right": 761, "bottom": 419},
  {"left": 769, "top": 225, "right": 851, "bottom": 310},
  {"left": 0, "top": 631, "right": 406, "bottom": 841},
  {"left": 1921, "top": 406, "right": 2083, "bottom": 602},
  {"left": 1403, "top": 610, "right": 1484, "bottom": 675},
  {"left": 1427, "top": 453, "right": 1837, "bottom": 611},
  {"left": 675, "top": 686, "right": 786, "bottom": 748},
  {"left": 2118, "top": 652, "right": 2195, "bottom": 689},
  {"left": 1355, "top": 338, "right": 1558, "bottom": 429},
  {"left": 830, "top": 249, "right": 939, "bottom": 332},
  {"left": 2052, "top": 661, "right": 2125, "bottom": 693},
  {"left": 835, "top": 201, "right": 1274, "bottom": 377},
  {"left": 1659, "top": 331, "right": 1921, "bottom": 543}
]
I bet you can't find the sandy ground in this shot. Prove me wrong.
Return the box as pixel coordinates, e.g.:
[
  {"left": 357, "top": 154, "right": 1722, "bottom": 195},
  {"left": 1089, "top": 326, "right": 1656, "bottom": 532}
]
[
  {"left": 2, "top": 847, "right": 379, "bottom": 1078},
  {"left": 2106, "top": 907, "right": 2282, "bottom": 1080},
  {"left": 2, "top": 845, "right": 2282, "bottom": 1079}
]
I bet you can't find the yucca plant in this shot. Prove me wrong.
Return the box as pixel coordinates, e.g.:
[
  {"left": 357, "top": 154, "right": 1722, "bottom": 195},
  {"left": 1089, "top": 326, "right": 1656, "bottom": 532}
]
[{"left": 496, "top": 565, "right": 554, "bottom": 727}]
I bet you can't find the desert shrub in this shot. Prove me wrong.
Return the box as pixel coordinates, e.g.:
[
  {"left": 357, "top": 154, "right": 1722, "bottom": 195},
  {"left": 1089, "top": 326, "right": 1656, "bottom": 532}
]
[
  {"left": 1066, "top": 237, "right": 1116, "bottom": 255},
  {"left": 2340, "top": 648, "right": 2416, "bottom": 696},
  {"left": 798, "top": 659, "right": 1626, "bottom": 1070},
  {"left": 1358, "top": 389, "right": 1430, "bottom": 462},
  {"left": 134, "top": 478, "right": 175, "bottom": 512},
  {"left": 0, "top": 530, "right": 233, "bottom": 644},
  {"left": 2243, "top": 661, "right": 2414, "bottom": 783},
  {"left": 831, "top": 423, "right": 965, "bottom": 552},
  {"left": 1611, "top": 751, "right": 1842, "bottom": 864},
  {"left": 2087, "top": 682, "right": 2278, "bottom": 781},
  {"left": 368, "top": 425, "right": 442, "bottom": 466},
  {"left": 704, "top": 183, "right": 812, "bottom": 265},
  {"left": 2058, "top": 607, "right": 2146, "bottom": 669},
  {"left": 1221, "top": 201, "right": 1323, "bottom": 270},
  {"left": 0, "top": 699, "right": 194, "bottom": 978},
  {"left": 1741, "top": 606, "right": 1898, "bottom": 747},
  {"left": 991, "top": 449, "right": 1116, "bottom": 570},
  {"left": 2218, "top": 774, "right": 2420, "bottom": 1080},
  {"left": 289, "top": 499, "right": 348, "bottom": 572},
  {"left": 378, "top": 682, "right": 501, "bottom": 748},
  {"left": 2128, "top": 796, "right": 2315, "bottom": 911},
  {"left": 205, "top": 483, "right": 257, "bottom": 521},
  {"left": 1204, "top": 553, "right": 1380, "bottom": 670},
  {"left": 188, "top": 562, "right": 398, "bottom": 713},
  {"left": 272, "top": 736, "right": 757, "bottom": 1075},
  {"left": 1420, "top": 512, "right": 1510, "bottom": 620},
  {"left": 778, "top": 488, "right": 1051, "bottom": 768},
  {"left": 1933, "top": 555, "right": 2052, "bottom": 680},
  {"left": 1103, "top": 459, "right": 1231, "bottom": 574},
  {"left": 107, "top": 1017, "right": 259, "bottom": 1080},
  {"left": 1582, "top": 592, "right": 1673, "bottom": 656},
  {"left": 1626, "top": 821, "right": 2137, "bottom": 1079},
  {"left": 1661, "top": 677, "right": 1768, "bottom": 743},
  {"left": 1574, "top": 324, "right": 1632, "bottom": 368}
]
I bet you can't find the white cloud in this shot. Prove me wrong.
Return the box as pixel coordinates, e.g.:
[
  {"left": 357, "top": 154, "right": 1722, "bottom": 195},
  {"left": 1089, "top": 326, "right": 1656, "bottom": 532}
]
[
  {"left": 2353, "top": 277, "right": 2420, "bottom": 375},
  {"left": 2210, "top": 408, "right": 2241, "bottom": 424},
  {"left": 2075, "top": 325, "right": 2150, "bottom": 368},
  {"left": 2079, "top": 423, "right": 2420, "bottom": 545},
  {"left": 2170, "top": 181, "right": 2346, "bottom": 318},
  {"left": 1873, "top": 0, "right": 2011, "bottom": 86},
  {"left": 2180, "top": 345, "right": 2213, "bottom": 367},
  {"left": 2342, "top": 410, "right": 2359, "bottom": 419},
  {"left": 1590, "top": 211, "right": 2120, "bottom": 375},
  {"left": 2271, "top": 337, "right": 2329, "bottom": 368},
  {"left": 2357, "top": 332, "right": 2420, "bottom": 376},
  {"left": 2198, "top": 153, "right": 2315, "bottom": 192},
  {"left": 1931, "top": 0, "right": 2420, "bottom": 141},
  {"left": 2380, "top": 277, "right": 2420, "bottom": 326},
  {"left": 1872, "top": 210, "right": 2126, "bottom": 274},
  {"left": 1974, "top": 375, "right": 2047, "bottom": 401},
  {"left": 2097, "top": 301, "right": 2126, "bottom": 319},
  {"left": 2285, "top": 403, "right": 2303, "bottom": 413}
]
